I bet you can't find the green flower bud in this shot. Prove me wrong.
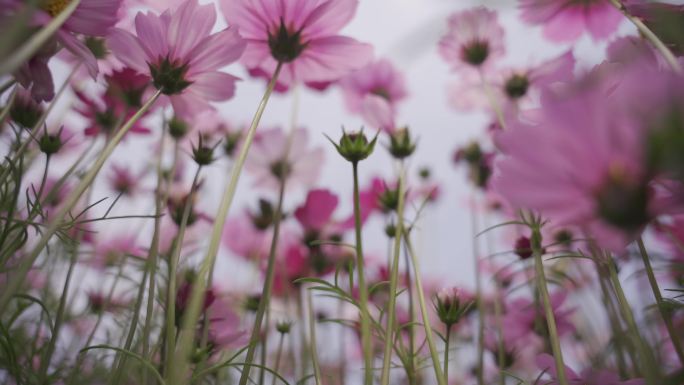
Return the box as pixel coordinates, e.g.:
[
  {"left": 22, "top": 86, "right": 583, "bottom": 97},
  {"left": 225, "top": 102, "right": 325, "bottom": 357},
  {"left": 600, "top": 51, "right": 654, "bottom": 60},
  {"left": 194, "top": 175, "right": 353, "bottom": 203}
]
[
  {"left": 327, "top": 128, "right": 378, "bottom": 163},
  {"left": 388, "top": 127, "right": 416, "bottom": 159}
]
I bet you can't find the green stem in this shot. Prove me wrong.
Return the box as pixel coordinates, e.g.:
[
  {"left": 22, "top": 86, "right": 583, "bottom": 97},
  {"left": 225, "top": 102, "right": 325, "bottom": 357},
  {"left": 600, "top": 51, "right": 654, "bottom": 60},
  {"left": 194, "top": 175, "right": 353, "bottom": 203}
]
[
  {"left": 237, "top": 175, "right": 286, "bottom": 385},
  {"left": 0, "top": 0, "right": 82, "bottom": 76},
  {"left": 609, "top": 0, "right": 682, "bottom": 74},
  {"left": 443, "top": 325, "right": 452, "bottom": 382},
  {"left": 352, "top": 161, "right": 374, "bottom": 385},
  {"left": 636, "top": 237, "right": 684, "bottom": 366},
  {"left": 0, "top": 88, "right": 161, "bottom": 316},
  {"left": 403, "top": 233, "right": 447, "bottom": 385},
  {"left": 607, "top": 257, "right": 660, "bottom": 384},
  {"left": 271, "top": 332, "right": 286, "bottom": 385},
  {"left": 530, "top": 227, "right": 569, "bottom": 385},
  {"left": 168, "top": 62, "right": 282, "bottom": 385},
  {"left": 493, "top": 287, "right": 506, "bottom": 385},
  {"left": 163, "top": 164, "right": 202, "bottom": 377},
  {"left": 469, "top": 198, "right": 485, "bottom": 385},
  {"left": 380, "top": 163, "right": 405, "bottom": 385},
  {"left": 307, "top": 289, "right": 323, "bottom": 385}
]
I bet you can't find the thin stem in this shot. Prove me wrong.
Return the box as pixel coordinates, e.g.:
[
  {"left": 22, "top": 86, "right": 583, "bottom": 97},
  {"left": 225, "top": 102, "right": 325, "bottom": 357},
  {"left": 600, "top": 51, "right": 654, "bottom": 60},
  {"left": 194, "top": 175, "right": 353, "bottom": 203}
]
[
  {"left": 168, "top": 62, "right": 282, "bottom": 385},
  {"left": 237, "top": 176, "right": 286, "bottom": 385},
  {"left": 492, "top": 287, "right": 506, "bottom": 385},
  {"left": 443, "top": 325, "right": 452, "bottom": 382},
  {"left": 403, "top": 233, "right": 447, "bottom": 385},
  {"left": 380, "top": 162, "right": 406, "bottom": 385},
  {"left": 352, "top": 161, "right": 374, "bottom": 385},
  {"left": 271, "top": 332, "right": 286, "bottom": 385},
  {"left": 609, "top": 0, "right": 682, "bottom": 74},
  {"left": 478, "top": 69, "right": 507, "bottom": 130},
  {"left": 607, "top": 259, "right": 660, "bottom": 384},
  {"left": 531, "top": 227, "right": 569, "bottom": 385},
  {"left": 469, "top": 198, "right": 485, "bottom": 385},
  {"left": 111, "top": 104, "right": 168, "bottom": 385},
  {"left": 0, "top": 0, "right": 82, "bottom": 76},
  {"left": 307, "top": 289, "right": 323, "bottom": 385},
  {"left": 163, "top": 164, "right": 203, "bottom": 376},
  {"left": 0, "top": 88, "right": 161, "bottom": 316},
  {"left": 636, "top": 237, "right": 684, "bottom": 366}
]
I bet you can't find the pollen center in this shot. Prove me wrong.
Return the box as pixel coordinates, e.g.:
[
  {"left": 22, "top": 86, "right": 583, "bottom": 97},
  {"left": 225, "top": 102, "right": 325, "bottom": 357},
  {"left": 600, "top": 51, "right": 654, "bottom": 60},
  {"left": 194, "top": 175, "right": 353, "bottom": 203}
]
[{"left": 41, "top": 0, "right": 72, "bottom": 17}]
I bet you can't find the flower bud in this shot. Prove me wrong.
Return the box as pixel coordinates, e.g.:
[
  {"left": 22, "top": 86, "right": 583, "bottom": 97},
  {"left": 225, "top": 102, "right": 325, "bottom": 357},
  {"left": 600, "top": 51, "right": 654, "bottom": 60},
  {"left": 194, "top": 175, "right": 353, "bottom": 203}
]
[
  {"left": 169, "top": 116, "right": 189, "bottom": 139},
  {"left": 328, "top": 128, "right": 377, "bottom": 163},
  {"left": 276, "top": 320, "right": 293, "bottom": 334},
  {"left": 38, "top": 132, "right": 62, "bottom": 155},
  {"left": 192, "top": 134, "right": 218, "bottom": 166},
  {"left": 433, "top": 287, "right": 473, "bottom": 327},
  {"left": 388, "top": 127, "right": 416, "bottom": 159}
]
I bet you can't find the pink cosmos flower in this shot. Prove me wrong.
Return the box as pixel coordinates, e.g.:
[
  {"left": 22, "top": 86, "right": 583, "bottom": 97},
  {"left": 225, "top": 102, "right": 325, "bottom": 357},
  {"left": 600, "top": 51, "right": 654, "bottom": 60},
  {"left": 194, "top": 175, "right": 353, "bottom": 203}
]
[
  {"left": 518, "top": 0, "right": 623, "bottom": 42},
  {"left": 294, "top": 189, "right": 354, "bottom": 235},
  {"left": 108, "top": 0, "right": 246, "bottom": 118},
  {"left": 245, "top": 127, "right": 324, "bottom": 191},
  {"left": 11, "top": 0, "right": 123, "bottom": 101},
  {"left": 86, "top": 233, "right": 145, "bottom": 269},
  {"left": 107, "top": 164, "right": 147, "bottom": 198},
  {"left": 448, "top": 51, "right": 575, "bottom": 115},
  {"left": 491, "top": 59, "right": 684, "bottom": 251},
  {"left": 219, "top": 0, "right": 373, "bottom": 88},
  {"left": 339, "top": 59, "right": 408, "bottom": 132},
  {"left": 536, "top": 353, "right": 644, "bottom": 385},
  {"left": 222, "top": 213, "right": 272, "bottom": 261},
  {"left": 206, "top": 297, "right": 247, "bottom": 352},
  {"left": 502, "top": 292, "right": 576, "bottom": 347},
  {"left": 439, "top": 7, "right": 505, "bottom": 73}
]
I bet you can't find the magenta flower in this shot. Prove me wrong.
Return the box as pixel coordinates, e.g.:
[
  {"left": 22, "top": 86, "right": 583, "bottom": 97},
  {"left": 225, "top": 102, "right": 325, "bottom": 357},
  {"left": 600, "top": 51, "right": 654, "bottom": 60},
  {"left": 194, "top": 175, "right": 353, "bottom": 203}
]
[
  {"left": 439, "top": 7, "right": 505, "bottom": 73},
  {"left": 518, "top": 0, "right": 623, "bottom": 42},
  {"left": 339, "top": 59, "right": 408, "bottom": 132},
  {"left": 536, "top": 353, "right": 644, "bottom": 385},
  {"left": 245, "top": 127, "right": 324, "bottom": 191},
  {"left": 219, "top": 0, "right": 373, "bottom": 87},
  {"left": 108, "top": 0, "right": 246, "bottom": 118}
]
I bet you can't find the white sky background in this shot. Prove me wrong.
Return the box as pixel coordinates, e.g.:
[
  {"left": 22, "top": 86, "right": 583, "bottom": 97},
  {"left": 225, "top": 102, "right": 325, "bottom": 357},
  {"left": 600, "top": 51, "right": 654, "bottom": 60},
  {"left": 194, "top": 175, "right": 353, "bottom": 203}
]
[{"left": 43, "top": 0, "right": 639, "bottom": 296}]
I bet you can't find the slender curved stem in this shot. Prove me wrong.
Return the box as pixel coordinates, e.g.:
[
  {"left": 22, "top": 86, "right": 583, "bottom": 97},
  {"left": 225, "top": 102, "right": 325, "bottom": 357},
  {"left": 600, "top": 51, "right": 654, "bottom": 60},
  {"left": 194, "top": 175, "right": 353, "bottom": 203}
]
[
  {"left": 271, "top": 332, "right": 286, "bottom": 385},
  {"left": 380, "top": 162, "right": 405, "bottom": 385},
  {"left": 636, "top": 237, "right": 684, "bottom": 366},
  {"left": 163, "top": 164, "right": 202, "bottom": 375},
  {"left": 609, "top": 0, "right": 682, "bottom": 74},
  {"left": 307, "top": 289, "right": 323, "bottom": 385},
  {"left": 531, "top": 227, "right": 569, "bottom": 385},
  {"left": 443, "top": 325, "right": 452, "bottom": 382},
  {"left": 470, "top": 198, "right": 485, "bottom": 385},
  {"left": 169, "top": 62, "right": 282, "bottom": 385},
  {"left": 351, "top": 161, "right": 374, "bottom": 385},
  {"left": 403, "top": 233, "right": 446, "bottom": 385}
]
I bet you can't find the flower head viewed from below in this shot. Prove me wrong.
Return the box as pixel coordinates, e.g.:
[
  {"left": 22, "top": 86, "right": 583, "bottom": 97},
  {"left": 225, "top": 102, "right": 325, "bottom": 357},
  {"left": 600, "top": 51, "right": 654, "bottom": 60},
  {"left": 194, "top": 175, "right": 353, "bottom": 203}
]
[
  {"left": 108, "top": 0, "right": 246, "bottom": 118},
  {"left": 439, "top": 7, "right": 505, "bottom": 73},
  {"left": 220, "top": 0, "right": 373, "bottom": 87},
  {"left": 1, "top": 2, "right": 684, "bottom": 385}
]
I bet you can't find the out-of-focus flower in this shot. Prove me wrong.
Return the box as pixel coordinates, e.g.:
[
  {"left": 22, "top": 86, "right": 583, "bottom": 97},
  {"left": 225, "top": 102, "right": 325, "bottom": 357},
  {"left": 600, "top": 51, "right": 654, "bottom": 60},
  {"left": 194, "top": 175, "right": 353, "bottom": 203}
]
[
  {"left": 339, "top": 59, "right": 407, "bottom": 132},
  {"left": 206, "top": 297, "right": 247, "bottom": 351},
  {"left": 86, "top": 233, "right": 145, "bottom": 269},
  {"left": 222, "top": 213, "right": 272, "bottom": 261},
  {"left": 107, "top": 164, "right": 146, "bottom": 198},
  {"left": 502, "top": 292, "right": 575, "bottom": 347},
  {"left": 536, "top": 353, "right": 644, "bottom": 385},
  {"left": 439, "top": 7, "right": 505, "bottom": 73},
  {"left": 518, "top": 0, "right": 622, "bottom": 42},
  {"left": 623, "top": 0, "right": 684, "bottom": 56},
  {"left": 11, "top": 0, "right": 123, "bottom": 101},
  {"left": 220, "top": 0, "right": 373, "bottom": 88},
  {"left": 245, "top": 127, "right": 324, "bottom": 191},
  {"left": 492, "top": 59, "right": 684, "bottom": 251},
  {"left": 86, "top": 290, "right": 130, "bottom": 314},
  {"left": 9, "top": 87, "right": 44, "bottom": 128},
  {"left": 108, "top": 0, "right": 246, "bottom": 118},
  {"left": 448, "top": 51, "right": 575, "bottom": 114}
]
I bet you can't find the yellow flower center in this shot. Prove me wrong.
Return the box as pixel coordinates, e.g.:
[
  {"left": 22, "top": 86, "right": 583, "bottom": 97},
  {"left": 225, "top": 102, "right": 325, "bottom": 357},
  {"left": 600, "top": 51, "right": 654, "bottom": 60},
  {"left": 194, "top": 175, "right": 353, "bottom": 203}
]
[{"left": 41, "top": 0, "right": 72, "bottom": 17}]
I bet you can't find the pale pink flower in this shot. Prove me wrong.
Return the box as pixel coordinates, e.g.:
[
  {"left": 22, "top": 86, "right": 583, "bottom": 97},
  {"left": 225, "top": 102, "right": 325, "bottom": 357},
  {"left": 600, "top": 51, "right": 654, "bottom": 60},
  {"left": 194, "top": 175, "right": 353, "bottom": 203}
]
[
  {"left": 439, "top": 7, "right": 505, "bottom": 73},
  {"left": 339, "top": 59, "right": 408, "bottom": 132},
  {"left": 222, "top": 213, "right": 272, "bottom": 261},
  {"left": 518, "top": 0, "right": 623, "bottom": 42},
  {"left": 86, "top": 233, "right": 144, "bottom": 269},
  {"left": 219, "top": 0, "right": 373, "bottom": 88},
  {"left": 448, "top": 51, "right": 575, "bottom": 114},
  {"left": 245, "top": 127, "right": 324, "bottom": 191},
  {"left": 108, "top": 0, "right": 246, "bottom": 118}
]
